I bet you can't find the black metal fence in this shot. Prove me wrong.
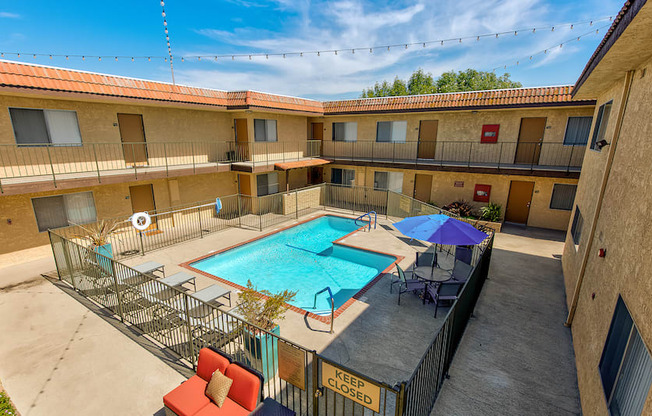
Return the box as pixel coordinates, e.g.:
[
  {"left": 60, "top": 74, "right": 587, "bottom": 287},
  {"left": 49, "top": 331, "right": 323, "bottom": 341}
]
[
  {"left": 48, "top": 185, "right": 495, "bottom": 415},
  {"left": 322, "top": 140, "right": 585, "bottom": 172}
]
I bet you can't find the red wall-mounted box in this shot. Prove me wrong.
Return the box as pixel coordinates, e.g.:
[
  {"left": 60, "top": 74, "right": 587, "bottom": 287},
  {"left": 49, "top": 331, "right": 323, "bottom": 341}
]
[
  {"left": 481, "top": 124, "right": 500, "bottom": 143},
  {"left": 474, "top": 184, "right": 491, "bottom": 202}
]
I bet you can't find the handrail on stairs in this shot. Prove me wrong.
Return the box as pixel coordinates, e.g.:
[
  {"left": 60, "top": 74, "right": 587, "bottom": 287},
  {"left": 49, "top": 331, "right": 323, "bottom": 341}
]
[
  {"left": 313, "top": 286, "right": 335, "bottom": 334},
  {"left": 354, "top": 211, "right": 377, "bottom": 231}
]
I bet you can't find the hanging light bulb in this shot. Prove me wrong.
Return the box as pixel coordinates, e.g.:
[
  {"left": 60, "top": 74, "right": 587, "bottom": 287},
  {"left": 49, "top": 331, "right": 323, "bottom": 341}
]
[
  {"left": 49, "top": 55, "right": 53, "bottom": 59},
  {"left": 514, "top": 31, "right": 517, "bottom": 36},
  {"left": 214, "top": 56, "right": 218, "bottom": 61},
  {"left": 570, "top": 24, "right": 574, "bottom": 29},
  {"left": 422, "top": 43, "right": 426, "bottom": 48},
  {"left": 590, "top": 20, "right": 593, "bottom": 26},
  {"left": 82, "top": 56, "right": 85, "bottom": 60},
  {"left": 1, "top": 53, "right": 4, "bottom": 57},
  {"left": 370, "top": 48, "right": 373, "bottom": 53},
  {"left": 115, "top": 56, "right": 118, "bottom": 61},
  {"left": 459, "top": 38, "right": 462, "bottom": 43},
  {"left": 404, "top": 44, "right": 408, "bottom": 49},
  {"left": 532, "top": 28, "right": 536, "bottom": 33},
  {"left": 66, "top": 56, "right": 69, "bottom": 60},
  {"left": 249, "top": 55, "right": 252, "bottom": 60},
  {"left": 148, "top": 57, "right": 151, "bottom": 61},
  {"left": 300, "top": 52, "right": 303, "bottom": 57},
  {"left": 160, "top": 1, "right": 164, "bottom": 6},
  {"left": 334, "top": 51, "right": 337, "bottom": 55},
  {"left": 181, "top": 57, "right": 185, "bottom": 62},
  {"left": 131, "top": 57, "right": 134, "bottom": 61},
  {"left": 596, "top": 29, "right": 599, "bottom": 34},
  {"left": 551, "top": 26, "right": 555, "bottom": 31},
  {"left": 283, "top": 54, "right": 286, "bottom": 58},
  {"left": 476, "top": 36, "right": 480, "bottom": 41},
  {"left": 198, "top": 56, "right": 201, "bottom": 61},
  {"left": 33, "top": 54, "right": 36, "bottom": 59},
  {"left": 495, "top": 33, "right": 499, "bottom": 38},
  {"left": 350, "top": 49, "right": 354, "bottom": 54},
  {"left": 266, "top": 54, "right": 269, "bottom": 59}
]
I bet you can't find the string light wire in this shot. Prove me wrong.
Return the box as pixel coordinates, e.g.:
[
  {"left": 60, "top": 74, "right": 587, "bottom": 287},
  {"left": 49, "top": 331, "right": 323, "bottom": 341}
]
[
  {"left": 0, "top": 16, "right": 614, "bottom": 64},
  {"left": 491, "top": 23, "right": 611, "bottom": 72}
]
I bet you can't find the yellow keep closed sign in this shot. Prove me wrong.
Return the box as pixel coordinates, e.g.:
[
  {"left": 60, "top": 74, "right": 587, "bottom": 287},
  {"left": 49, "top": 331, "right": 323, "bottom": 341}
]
[{"left": 321, "top": 362, "right": 381, "bottom": 413}]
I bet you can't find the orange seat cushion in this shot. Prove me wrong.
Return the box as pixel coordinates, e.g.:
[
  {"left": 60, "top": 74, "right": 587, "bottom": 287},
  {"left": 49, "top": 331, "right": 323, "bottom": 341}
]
[
  {"left": 163, "top": 375, "right": 210, "bottom": 416},
  {"left": 197, "top": 348, "right": 230, "bottom": 382},
  {"left": 193, "top": 398, "right": 249, "bottom": 416},
  {"left": 225, "top": 364, "right": 261, "bottom": 411}
]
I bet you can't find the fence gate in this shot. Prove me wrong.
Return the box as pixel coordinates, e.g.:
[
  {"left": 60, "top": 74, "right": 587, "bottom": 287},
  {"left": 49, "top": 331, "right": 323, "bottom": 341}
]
[{"left": 312, "top": 354, "right": 403, "bottom": 416}]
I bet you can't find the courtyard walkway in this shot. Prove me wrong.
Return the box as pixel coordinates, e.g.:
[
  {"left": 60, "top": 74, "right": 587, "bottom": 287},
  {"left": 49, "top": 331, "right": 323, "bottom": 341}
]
[
  {"left": 0, "top": 256, "right": 187, "bottom": 416},
  {"left": 431, "top": 226, "right": 580, "bottom": 415}
]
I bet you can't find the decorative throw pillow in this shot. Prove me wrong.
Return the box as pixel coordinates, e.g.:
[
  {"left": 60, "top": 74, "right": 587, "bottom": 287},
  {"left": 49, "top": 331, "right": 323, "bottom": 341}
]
[{"left": 205, "top": 369, "right": 233, "bottom": 407}]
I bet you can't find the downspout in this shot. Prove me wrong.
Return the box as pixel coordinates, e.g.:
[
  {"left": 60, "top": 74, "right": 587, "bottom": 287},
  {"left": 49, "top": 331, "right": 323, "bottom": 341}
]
[{"left": 565, "top": 70, "right": 635, "bottom": 327}]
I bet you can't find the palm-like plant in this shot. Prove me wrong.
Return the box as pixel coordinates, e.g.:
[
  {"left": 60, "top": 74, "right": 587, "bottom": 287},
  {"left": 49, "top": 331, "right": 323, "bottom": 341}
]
[{"left": 72, "top": 219, "right": 121, "bottom": 246}]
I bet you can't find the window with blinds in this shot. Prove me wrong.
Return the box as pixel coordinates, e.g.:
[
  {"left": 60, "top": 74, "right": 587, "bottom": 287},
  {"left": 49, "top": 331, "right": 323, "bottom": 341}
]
[
  {"left": 374, "top": 171, "right": 403, "bottom": 193},
  {"left": 254, "top": 119, "right": 278, "bottom": 142},
  {"left": 10, "top": 108, "right": 82, "bottom": 145},
  {"left": 32, "top": 192, "right": 96, "bottom": 232},
  {"left": 331, "top": 168, "right": 355, "bottom": 187},
  {"left": 256, "top": 172, "right": 279, "bottom": 196},
  {"left": 332, "top": 122, "right": 357, "bottom": 142},
  {"left": 550, "top": 184, "right": 577, "bottom": 210},
  {"left": 563, "top": 116, "right": 593, "bottom": 145},
  {"left": 600, "top": 297, "right": 652, "bottom": 416},
  {"left": 376, "top": 121, "right": 407, "bottom": 143}
]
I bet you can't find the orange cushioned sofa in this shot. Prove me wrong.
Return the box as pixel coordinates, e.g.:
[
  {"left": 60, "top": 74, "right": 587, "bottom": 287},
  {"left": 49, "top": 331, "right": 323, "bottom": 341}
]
[{"left": 164, "top": 347, "right": 264, "bottom": 416}]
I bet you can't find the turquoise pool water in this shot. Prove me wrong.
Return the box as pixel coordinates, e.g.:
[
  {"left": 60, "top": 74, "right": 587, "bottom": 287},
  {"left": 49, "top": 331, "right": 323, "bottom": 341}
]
[{"left": 190, "top": 216, "right": 396, "bottom": 314}]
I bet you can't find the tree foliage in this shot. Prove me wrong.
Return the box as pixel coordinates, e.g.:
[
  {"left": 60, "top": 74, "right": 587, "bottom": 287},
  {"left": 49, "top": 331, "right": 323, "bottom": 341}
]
[{"left": 361, "top": 68, "right": 522, "bottom": 97}]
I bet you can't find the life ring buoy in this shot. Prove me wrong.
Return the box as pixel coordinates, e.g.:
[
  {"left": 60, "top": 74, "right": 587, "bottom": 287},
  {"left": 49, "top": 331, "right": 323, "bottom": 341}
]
[{"left": 131, "top": 212, "right": 152, "bottom": 231}]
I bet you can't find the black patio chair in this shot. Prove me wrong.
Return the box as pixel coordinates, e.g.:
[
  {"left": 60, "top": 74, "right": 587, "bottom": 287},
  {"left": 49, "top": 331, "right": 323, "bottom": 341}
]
[
  {"left": 450, "top": 260, "right": 473, "bottom": 283},
  {"left": 396, "top": 264, "right": 425, "bottom": 305},
  {"left": 455, "top": 246, "right": 473, "bottom": 265},
  {"left": 426, "top": 280, "right": 465, "bottom": 318}
]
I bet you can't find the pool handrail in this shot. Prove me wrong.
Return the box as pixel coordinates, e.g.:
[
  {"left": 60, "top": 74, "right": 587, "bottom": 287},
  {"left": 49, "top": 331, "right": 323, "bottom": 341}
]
[
  {"left": 354, "top": 211, "right": 377, "bottom": 231},
  {"left": 313, "top": 286, "right": 335, "bottom": 334}
]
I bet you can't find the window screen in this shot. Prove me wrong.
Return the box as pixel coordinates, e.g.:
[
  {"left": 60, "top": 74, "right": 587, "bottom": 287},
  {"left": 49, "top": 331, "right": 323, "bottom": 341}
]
[
  {"left": 376, "top": 121, "right": 406, "bottom": 142},
  {"left": 374, "top": 171, "right": 403, "bottom": 193},
  {"left": 10, "top": 108, "right": 50, "bottom": 144},
  {"left": 590, "top": 102, "right": 613, "bottom": 150},
  {"left": 550, "top": 184, "right": 577, "bottom": 210},
  {"left": 257, "top": 172, "right": 278, "bottom": 196},
  {"left": 32, "top": 192, "right": 96, "bottom": 232},
  {"left": 332, "top": 122, "right": 357, "bottom": 142},
  {"left": 331, "top": 168, "right": 354, "bottom": 187},
  {"left": 564, "top": 117, "right": 593, "bottom": 145},
  {"left": 600, "top": 297, "right": 652, "bottom": 415},
  {"left": 10, "top": 108, "right": 82, "bottom": 145},
  {"left": 254, "top": 119, "right": 278, "bottom": 142},
  {"left": 571, "top": 207, "right": 583, "bottom": 246}
]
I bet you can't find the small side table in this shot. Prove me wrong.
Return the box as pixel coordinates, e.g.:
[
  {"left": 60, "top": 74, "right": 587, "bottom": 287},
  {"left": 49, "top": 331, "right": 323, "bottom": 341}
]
[{"left": 250, "top": 398, "right": 296, "bottom": 416}]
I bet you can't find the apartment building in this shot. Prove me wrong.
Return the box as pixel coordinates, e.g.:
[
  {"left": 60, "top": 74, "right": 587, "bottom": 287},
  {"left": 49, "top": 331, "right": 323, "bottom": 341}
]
[
  {"left": 315, "top": 88, "right": 594, "bottom": 230},
  {"left": 0, "top": 60, "right": 594, "bottom": 257},
  {"left": 561, "top": 0, "right": 652, "bottom": 414}
]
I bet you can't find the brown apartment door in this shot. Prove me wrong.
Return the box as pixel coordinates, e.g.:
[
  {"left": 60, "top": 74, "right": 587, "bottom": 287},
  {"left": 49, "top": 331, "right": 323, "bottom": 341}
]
[
  {"left": 417, "top": 120, "right": 438, "bottom": 159},
  {"left": 238, "top": 174, "right": 252, "bottom": 196},
  {"left": 129, "top": 184, "right": 157, "bottom": 230},
  {"left": 234, "top": 119, "right": 249, "bottom": 160},
  {"left": 413, "top": 174, "right": 433, "bottom": 202},
  {"left": 118, "top": 113, "right": 148, "bottom": 166},
  {"left": 505, "top": 181, "right": 535, "bottom": 224},
  {"left": 515, "top": 117, "right": 546, "bottom": 165}
]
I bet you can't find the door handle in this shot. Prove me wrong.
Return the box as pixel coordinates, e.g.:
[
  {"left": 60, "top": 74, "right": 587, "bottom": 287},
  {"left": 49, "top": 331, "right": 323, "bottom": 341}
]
[{"left": 526, "top": 202, "right": 531, "bottom": 208}]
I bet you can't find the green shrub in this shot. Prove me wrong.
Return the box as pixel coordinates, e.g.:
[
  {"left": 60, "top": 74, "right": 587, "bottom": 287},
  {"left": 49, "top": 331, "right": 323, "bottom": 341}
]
[
  {"left": 0, "top": 391, "right": 18, "bottom": 416},
  {"left": 480, "top": 202, "right": 502, "bottom": 222}
]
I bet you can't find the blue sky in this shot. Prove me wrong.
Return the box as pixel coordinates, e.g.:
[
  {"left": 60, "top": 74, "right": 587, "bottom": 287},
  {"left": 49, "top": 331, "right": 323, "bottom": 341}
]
[{"left": 0, "top": 0, "right": 623, "bottom": 100}]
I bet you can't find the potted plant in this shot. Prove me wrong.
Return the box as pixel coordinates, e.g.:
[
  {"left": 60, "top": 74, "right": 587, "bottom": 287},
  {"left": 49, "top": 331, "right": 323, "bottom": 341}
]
[
  {"left": 237, "top": 280, "right": 297, "bottom": 379},
  {"left": 73, "top": 219, "right": 121, "bottom": 273}
]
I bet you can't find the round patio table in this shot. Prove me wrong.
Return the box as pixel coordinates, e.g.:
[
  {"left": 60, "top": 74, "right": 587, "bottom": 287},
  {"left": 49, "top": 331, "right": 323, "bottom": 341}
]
[{"left": 413, "top": 266, "right": 452, "bottom": 283}]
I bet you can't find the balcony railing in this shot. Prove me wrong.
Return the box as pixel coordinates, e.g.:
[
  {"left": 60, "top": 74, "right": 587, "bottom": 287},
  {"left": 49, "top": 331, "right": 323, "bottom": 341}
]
[
  {"left": 322, "top": 140, "right": 585, "bottom": 172},
  {"left": 0, "top": 140, "right": 322, "bottom": 190}
]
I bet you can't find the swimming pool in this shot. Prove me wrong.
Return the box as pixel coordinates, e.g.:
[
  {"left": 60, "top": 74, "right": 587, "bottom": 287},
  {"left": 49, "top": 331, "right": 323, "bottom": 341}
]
[{"left": 187, "top": 215, "right": 397, "bottom": 314}]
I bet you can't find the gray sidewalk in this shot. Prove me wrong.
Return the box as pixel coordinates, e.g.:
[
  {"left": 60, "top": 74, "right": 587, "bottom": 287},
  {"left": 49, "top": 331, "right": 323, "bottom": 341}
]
[{"left": 431, "top": 226, "right": 580, "bottom": 415}]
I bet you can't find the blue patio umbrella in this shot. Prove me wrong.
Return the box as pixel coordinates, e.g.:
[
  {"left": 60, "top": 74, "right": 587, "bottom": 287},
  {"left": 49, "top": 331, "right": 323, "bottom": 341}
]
[{"left": 393, "top": 214, "right": 488, "bottom": 246}]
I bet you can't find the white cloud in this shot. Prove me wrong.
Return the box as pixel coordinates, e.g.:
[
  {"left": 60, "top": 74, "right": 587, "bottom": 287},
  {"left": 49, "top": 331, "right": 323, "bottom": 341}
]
[
  {"left": 175, "top": 0, "right": 613, "bottom": 98},
  {"left": 0, "top": 12, "right": 20, "bottom": 18}
]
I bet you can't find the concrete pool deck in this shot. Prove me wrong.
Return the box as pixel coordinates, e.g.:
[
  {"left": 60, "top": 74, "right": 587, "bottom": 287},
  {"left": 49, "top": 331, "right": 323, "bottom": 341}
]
[{"left": 120, "top": 209, "right": 455, "bottom": 384}]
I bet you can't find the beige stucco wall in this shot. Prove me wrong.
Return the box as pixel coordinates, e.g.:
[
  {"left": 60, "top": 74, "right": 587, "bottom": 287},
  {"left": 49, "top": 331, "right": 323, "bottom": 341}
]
[
  {"left": 0, "top": 171, "right": 237, "bottom": 254},
  {"left": 324, "top": 164, "right": 578, "bottom": 230},
  {"left": 561, "top": 57, "right": 652, "bottom": 415},
  {"left": 315, "top": 106, "right": 593, "bottom": 166}
]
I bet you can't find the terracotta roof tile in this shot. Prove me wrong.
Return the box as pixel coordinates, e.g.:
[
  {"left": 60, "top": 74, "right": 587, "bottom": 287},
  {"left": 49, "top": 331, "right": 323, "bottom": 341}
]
[
  {"left": 323, "top": 85, "right": 590, "bottom": 114},
  {"left": 0, "top": 61, "right": 593, "bottom": 114}
]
